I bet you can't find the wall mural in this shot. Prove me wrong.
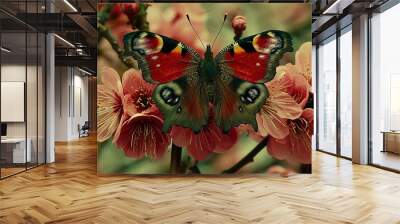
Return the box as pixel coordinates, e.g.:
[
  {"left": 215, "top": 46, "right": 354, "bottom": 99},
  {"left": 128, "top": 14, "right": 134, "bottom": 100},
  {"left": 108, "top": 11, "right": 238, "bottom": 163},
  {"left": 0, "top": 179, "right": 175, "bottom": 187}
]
[{"left": 97, "top": 3, "right": 312, "bottom": 175}]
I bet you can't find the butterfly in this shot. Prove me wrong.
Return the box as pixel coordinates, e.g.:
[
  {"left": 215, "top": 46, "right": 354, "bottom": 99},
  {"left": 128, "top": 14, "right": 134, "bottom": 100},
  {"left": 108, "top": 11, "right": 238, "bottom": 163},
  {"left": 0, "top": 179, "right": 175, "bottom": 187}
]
[{"left": 123, "top": 25, "right": 292, "bottom": 134}]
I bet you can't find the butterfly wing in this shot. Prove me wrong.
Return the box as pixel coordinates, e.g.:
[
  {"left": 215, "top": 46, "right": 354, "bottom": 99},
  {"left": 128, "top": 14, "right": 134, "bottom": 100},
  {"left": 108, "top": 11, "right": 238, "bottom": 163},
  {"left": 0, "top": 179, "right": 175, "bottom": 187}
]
[
  {"left": 215, "top": 30, "right": 292, "bottom": 83},
  {"left": 124, "top": 31, "right": 202, "bottom": 83},
  {"left": 213, "top": 73, "right": 268, "bottom": 133},
  {"left": 152, "top": 72, "right": 209, "bottom": 133},
  {"left": 214, "top": 30, "right": 292, "bottom": 132},
  {"left": 124, "top": 31, "right": 208, "bottom": 132}
]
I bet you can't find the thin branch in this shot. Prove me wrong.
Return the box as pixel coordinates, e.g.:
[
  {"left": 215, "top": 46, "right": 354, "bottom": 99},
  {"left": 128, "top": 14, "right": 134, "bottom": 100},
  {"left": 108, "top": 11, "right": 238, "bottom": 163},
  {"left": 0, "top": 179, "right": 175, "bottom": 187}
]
[
  {"left": 223, "top": 137, "right": 269, "bottom": 174},
  {"left": 97, "top": 23, "right": 136, "bottom": 68},
  {"left": 170, "top": 144, "right": 182, "bottom": 174},
  {"left": 188, "top": 160, "right": 201, "bottom": 174}
]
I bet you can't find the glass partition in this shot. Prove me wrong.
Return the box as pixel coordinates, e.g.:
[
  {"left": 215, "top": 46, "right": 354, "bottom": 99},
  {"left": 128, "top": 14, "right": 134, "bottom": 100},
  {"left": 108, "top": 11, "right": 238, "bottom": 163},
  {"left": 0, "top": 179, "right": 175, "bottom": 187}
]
[
  {"left": 0, "top": 0, "right": 46, "bottom": 179},
  {"left": 0, "top": 23, "right": 28, "bottom": 178}
]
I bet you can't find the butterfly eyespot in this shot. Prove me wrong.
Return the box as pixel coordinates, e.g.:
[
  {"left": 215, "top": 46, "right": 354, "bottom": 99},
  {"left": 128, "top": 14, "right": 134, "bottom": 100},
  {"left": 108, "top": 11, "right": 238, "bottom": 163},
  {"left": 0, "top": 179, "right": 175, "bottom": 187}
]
[
  {"left": 161, "top": 87, "right": 173, "bottom": 98},
  {"left": 240, "top": 87, "right": 260, "bottom": 105},
  {"left": 248, "top": 87, "right": 260, "bottom": 99},
  {"left": 160, "top": 87, "right": 180, "bottom": 106},
  {"left": 172, "top": 96, "right": 180, "bottom": 104},
  {"left": 246, "top": 96, "right": 254, "bottom": 103},
  {"left": 240, "top": 96, "right": 246, "bottom": 103}
]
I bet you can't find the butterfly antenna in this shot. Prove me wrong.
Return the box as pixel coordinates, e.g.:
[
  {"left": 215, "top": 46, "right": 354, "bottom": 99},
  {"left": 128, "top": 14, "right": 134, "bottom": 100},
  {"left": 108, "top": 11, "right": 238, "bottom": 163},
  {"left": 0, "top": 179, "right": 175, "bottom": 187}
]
[
  {"left": 186, "top": 14, "right": 206, "bottom": 49},
  {"left": 211, "top": 13, "right": 228, "bottom": 49}
]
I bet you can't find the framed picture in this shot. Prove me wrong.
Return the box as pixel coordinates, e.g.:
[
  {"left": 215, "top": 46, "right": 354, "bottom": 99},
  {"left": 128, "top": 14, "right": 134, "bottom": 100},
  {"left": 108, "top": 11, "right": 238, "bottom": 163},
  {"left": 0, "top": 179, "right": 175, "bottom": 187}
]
[{"left": 97, "top": 3, "right": 312, "bottom": 175}]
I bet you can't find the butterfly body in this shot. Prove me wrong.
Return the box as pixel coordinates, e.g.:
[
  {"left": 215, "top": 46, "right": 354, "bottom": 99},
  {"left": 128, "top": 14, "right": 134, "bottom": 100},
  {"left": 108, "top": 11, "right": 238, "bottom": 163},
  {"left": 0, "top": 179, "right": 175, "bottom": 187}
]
[{"left": 124, "top": 30, "right": 292, "bottom": 133}]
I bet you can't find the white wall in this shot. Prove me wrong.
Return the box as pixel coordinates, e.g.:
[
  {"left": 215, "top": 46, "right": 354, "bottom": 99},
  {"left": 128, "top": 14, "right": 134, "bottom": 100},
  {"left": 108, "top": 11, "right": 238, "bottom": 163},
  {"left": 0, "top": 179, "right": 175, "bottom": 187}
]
[{"left": 54, "top": 67, "right": 89, "bottom": 141}]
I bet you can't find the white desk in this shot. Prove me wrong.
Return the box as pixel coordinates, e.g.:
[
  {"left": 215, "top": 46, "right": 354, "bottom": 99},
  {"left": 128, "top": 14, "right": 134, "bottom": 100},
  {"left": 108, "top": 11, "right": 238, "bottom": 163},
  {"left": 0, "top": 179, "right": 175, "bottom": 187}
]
[{"left": 1, "top": 138, "right": 31, "bottom": 163}]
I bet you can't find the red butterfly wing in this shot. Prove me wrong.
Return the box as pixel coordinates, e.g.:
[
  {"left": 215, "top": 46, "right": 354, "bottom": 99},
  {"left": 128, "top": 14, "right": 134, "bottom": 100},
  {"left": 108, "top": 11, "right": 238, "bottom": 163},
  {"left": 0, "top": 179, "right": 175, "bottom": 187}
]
[
  {"left": 124, "top": 31, "right": 201, "bottom": 83},
  {"left": 216, "top": 30, "right": 292, "bottom": 83}
]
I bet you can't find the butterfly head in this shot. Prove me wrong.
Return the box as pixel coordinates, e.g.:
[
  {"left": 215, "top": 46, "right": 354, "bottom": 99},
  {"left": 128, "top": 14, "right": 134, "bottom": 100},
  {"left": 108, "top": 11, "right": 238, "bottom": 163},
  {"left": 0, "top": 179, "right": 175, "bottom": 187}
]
[{"left": 204, "top": 44, "right": 213, "bottom": 59}]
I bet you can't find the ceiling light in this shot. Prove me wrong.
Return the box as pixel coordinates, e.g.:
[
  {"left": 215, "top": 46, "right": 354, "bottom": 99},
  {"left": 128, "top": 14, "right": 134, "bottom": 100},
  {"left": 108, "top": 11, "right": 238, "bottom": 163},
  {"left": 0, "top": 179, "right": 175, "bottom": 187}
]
[
  {"left": 78, "top": 67, "right": 93, "bottom": 76},
  {"left": 1, "top": 47, "right": 11, "bottom": 53},
  {"left": 54, "top": 34, "right": 75, "bottom": 48},
  {"left": 322, "top": 0, "right": 355, "bottom": 15},
  {"left": 322, "top": 0, "right": 342, "bottom": 14},
  {"left": 63, "top": 0, "right": 78, "bottom": 12}
]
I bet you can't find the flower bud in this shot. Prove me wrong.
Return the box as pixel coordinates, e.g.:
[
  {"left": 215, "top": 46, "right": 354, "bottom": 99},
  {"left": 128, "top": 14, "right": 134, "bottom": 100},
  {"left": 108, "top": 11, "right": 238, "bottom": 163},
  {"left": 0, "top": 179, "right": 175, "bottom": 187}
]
[
  {"left": 123, "top": 3, "right": 139, "bottom": 19},
  {"left": 109, "top": 4, "right": 122, "bottom": 20},
  {"left": 231, "top": 15, "right": 247, "bottom": 38}
]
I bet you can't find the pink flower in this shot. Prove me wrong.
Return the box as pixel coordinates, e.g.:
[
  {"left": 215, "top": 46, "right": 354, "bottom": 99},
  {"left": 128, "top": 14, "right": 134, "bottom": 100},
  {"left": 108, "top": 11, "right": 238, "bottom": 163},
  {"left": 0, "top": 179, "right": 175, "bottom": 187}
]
[
  {"left": 97, "top": 67, "right": 123, "bottom": 142},
  {"left": 256, "top": 73, "right": 305, "bottom": 139},
  {"left": 170, "top": 113, "right": 238, "bottom": 161},
  {"left": 121, "top": 69, "right": 157, "bottom": 116},
  {"left": 267, "top": 108, "right": 314, "bottom": 164},
  {"left": 231, "top": 15, "right": 247, "bottom": 38},
  {"left": 114, "top": 114, "right": 170, "bottom": 159},
  {"left": 277, "top": 42, "right": 312, "bottom": 85},
  {"left": 113, "top": 69, "right": 170, "bottom": 159}
]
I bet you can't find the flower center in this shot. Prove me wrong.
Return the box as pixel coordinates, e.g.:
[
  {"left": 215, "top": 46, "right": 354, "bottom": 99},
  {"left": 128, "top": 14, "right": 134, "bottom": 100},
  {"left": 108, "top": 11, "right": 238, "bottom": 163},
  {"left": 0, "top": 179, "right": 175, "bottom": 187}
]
[
  {"left": 133, "top": 89, "right": 153, "bottom": 113},
  {"left": 288, "top": 117, "right": 308, "bottom": 135}
]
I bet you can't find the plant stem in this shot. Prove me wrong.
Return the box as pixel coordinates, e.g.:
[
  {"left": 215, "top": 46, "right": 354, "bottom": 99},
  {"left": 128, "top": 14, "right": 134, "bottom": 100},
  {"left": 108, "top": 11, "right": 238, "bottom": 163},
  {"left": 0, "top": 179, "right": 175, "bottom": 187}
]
[
  {"left": 170, "top": 144, "right": 182, "bottom": 174},
  {"left": 223, "top": 137, "right": 269, "bottom": 174},
  {"left": 97, "top": 23, "right": 136, "bottom": 68},
  {"left": 189, "top": 161, "right": 201, "bottom": 174},
  {"left": 299, "top": 164, "right": 312, "bottom": 174}
]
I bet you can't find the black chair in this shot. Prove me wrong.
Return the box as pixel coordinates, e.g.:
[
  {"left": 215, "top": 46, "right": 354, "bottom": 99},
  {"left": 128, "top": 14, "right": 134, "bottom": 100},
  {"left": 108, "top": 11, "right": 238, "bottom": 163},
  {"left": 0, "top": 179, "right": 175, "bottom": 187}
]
[{"left": 79, "top": 121, "right": 90, "bottom": 138}]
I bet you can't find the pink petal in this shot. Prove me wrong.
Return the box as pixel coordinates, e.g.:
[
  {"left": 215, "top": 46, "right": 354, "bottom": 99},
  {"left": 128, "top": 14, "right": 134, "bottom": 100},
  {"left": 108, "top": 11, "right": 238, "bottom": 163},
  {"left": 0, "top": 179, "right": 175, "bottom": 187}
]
[
  {"left": 97, "top": 82, "right": 123, "bottom": 142},
  {"left": 256, "top": 86, "right": 302, "bottom": 139},
  {"left": 266, "top": 109, "right": 314, "bottom": 164},
  {"left": 170, "top": 118, "right": 238, "bottom": 160},
  {"left": 295, "top": 42, "right": 312, "bottom": 84},
  {"left": 101, "top": 67, "right": 123, "bottom": 94},
  {"left": 256, "top": 113, "right": 289, "bottom": 139},
  {"left": 276, "top": 63, "right": 298, "bottom": 79},
  {"left": 170, "top": 126, "right": 193, "bottom": 148},
  {"left": 214, "top": 128, "right": 238, "bottom": 153},
  {"left": 267, "top": 137, "right": 292, "bottom": 161},
  {"left": 282, "top": 73, "right": 310, "bottom": 108},
  {"left": 288, "top": 133, "right": 311, "bottom": 164},
  {"left": 122, "top": 69, "right": 154, "bottom": 95},
  {"left": 114, "top": 114, "right": 170, "bottom": 159},
  {"left": 268, "top": 91, "right": 303, "bottom": 120}
]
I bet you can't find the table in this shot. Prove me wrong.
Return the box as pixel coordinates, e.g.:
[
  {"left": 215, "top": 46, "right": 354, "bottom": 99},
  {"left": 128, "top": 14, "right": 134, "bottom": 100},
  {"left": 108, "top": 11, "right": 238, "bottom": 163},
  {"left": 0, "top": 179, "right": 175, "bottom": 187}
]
[{"left": 381, "top": 131, "right": 400, "bottom": 154}]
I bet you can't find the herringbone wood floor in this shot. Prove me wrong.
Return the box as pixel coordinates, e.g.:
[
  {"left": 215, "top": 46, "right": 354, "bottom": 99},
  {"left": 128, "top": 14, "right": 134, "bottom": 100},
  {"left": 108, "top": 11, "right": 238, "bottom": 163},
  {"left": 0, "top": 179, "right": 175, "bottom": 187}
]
[{"left": 0, "top": 136, "right": 400, "bottom": 224}]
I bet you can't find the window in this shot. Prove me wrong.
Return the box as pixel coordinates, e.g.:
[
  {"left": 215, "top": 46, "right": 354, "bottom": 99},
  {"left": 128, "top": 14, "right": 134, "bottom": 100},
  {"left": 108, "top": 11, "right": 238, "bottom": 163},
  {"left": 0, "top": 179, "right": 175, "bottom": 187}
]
[
  {"left": 317, "top": 35, "right": 337, "bottom": 154},
  {"left": 339, "top": 26, "right": 352, "bottom": 158},
  {"left": 370, "top": 3, "right": 400, "bottom": 171}
]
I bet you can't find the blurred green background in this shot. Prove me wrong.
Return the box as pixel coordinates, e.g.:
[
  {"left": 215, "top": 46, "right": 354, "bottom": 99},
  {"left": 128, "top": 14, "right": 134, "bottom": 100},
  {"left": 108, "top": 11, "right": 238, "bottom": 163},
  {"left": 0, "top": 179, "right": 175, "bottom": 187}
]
[{"left": 97, "top": 3, "right": 311, "bottom": 175}]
